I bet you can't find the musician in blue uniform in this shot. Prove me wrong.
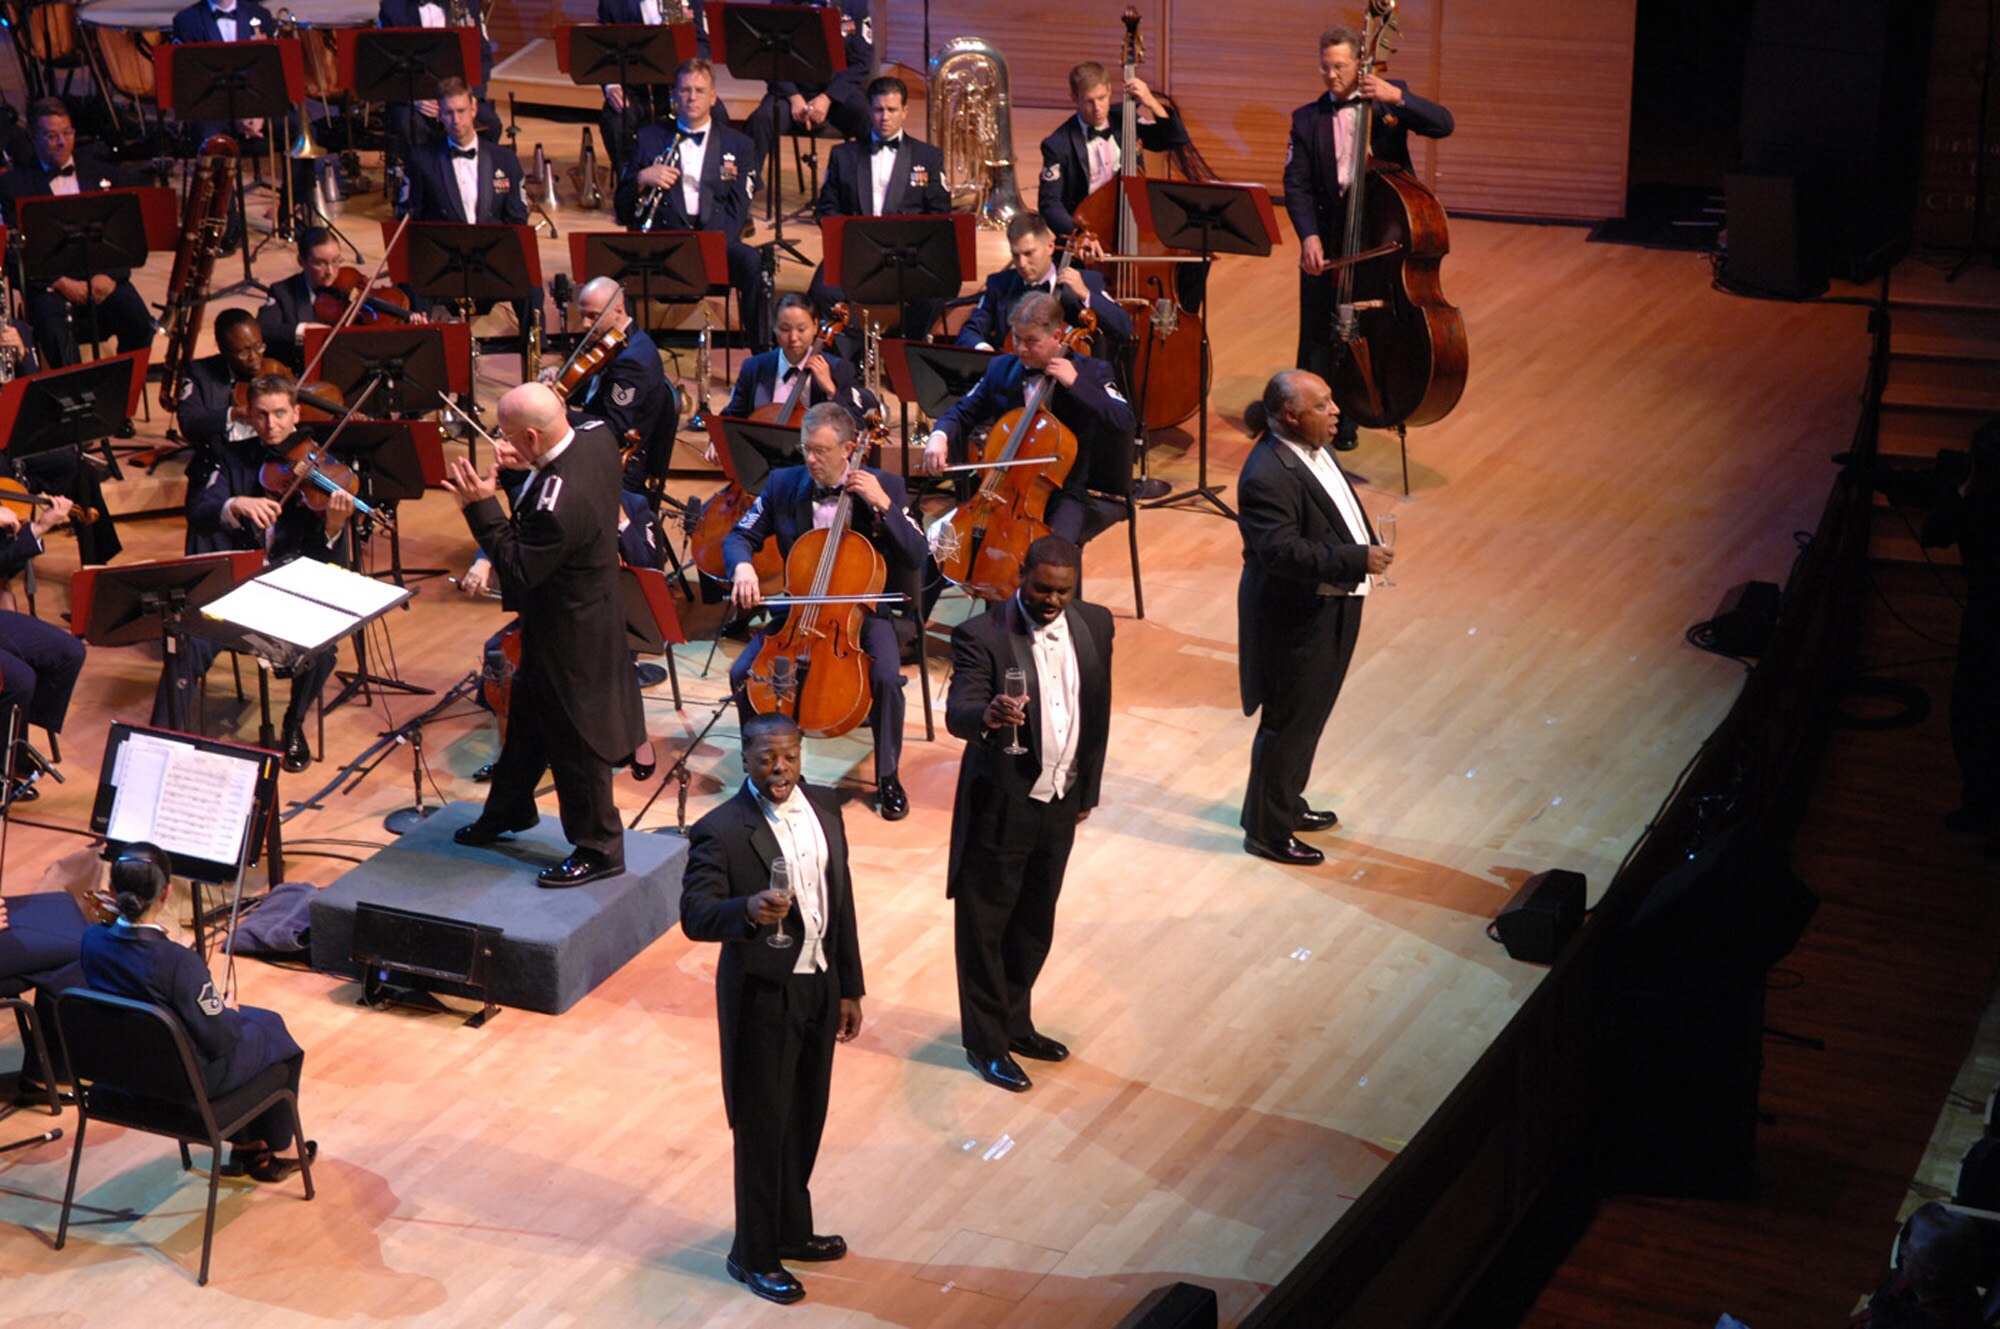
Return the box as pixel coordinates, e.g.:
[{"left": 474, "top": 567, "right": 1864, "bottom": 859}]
[
  {"left": 594, "top": 0, "right": 728, "bottom": 172},
  {"left": 724, "top": 402, "right": 925, "bottom": 821},
  {"left": 376, "top": 0, "right": 503, "bottom": 158},
  {"left": 721, "top": 294, "right": 872, "bottom": 422},
  {"left": 175, "top": 307, "right": 268, "bottom": 524},
  {"left": 954, "top": 212, "right": 1131, "bottom": 355},
  {"left": 0, "top": 482, "right": 85, "bottom": 803},
  {"left": 564, "top": 277, "right": 679, "bottom": 500},
  {"left": 256, "top": 229, "right": 344, "bottom": 375},
  {"left": 77, "top": 842, "right": 312, "bottom": 1180}
]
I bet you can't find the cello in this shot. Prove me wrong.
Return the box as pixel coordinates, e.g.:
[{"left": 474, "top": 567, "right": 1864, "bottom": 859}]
[
  {"left": 1327, "top": 0, "right": 1467, "bottom": 434},
  {"left": 930, "top": 308, "right": 1097, "bottom": 602},
  {"left": 1072, "top": 7, "right": 1204, "bottom": 431}
]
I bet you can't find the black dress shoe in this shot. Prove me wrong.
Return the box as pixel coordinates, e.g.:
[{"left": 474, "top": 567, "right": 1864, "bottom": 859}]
[
  {"left": 876, "top": 775, "right": 909, "bottom": 821},
  {"left": 1333, "top": 429, "right": 1359, "bottom": 453},
  {"left": 1009, "top": 1032, "right": 1069, "bottom": 1062},
  {"left": 726, "top": 1254, "right": 805, "bottom": 1305},
  {"left": 537, "top": 851, "right": 623, "bottom": 888},
  {"left": 281, "top": 728, "right": 311, "bottom": 774},
  {"left": 776, "top": 1234, "right": 847, "bottom": 1262},
  {"left": 1295, "top": 808, "right": 1340, "bottom": 833},
  {"left": 966, "top": 1050, "right": 1031, "bottom": 1092},
  {"left": 1244, "top": 834, "right": 1325, "bottom": 866},
  {"left": 453, "top": 813, "right": 539, "bottom": 846},
  {"left": 472, "top": 761, "right": 496, "bottom": 783}
]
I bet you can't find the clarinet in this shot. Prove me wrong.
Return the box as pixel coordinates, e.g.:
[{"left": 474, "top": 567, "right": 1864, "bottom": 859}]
[{"left": 635, "top": 128, "right": 691, "bottom": 233}]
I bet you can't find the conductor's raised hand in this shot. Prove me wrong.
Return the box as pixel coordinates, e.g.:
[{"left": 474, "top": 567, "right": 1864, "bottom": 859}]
[{"left": 443, "top": 457, "right": 498, "bottom": 509}]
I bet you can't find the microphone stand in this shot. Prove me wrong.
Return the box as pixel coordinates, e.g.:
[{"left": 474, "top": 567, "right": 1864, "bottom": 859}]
[{"left": 629, "top": 672, "right": 762, "bottom": 835}]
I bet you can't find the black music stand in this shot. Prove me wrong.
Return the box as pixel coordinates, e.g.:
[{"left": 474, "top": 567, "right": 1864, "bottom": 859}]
[
  {"left": 159, "top": 41, "right": 302, "bottom": 298},
  {"left": 710, "top": 415, "right": 806, "bottom": 498},
  {"left": 322, "top": 418, "right": 444, "bottom": 583},
  {"left": 17, "top": 191, "right": 169, "bottom": 362},
  {"left": 307, "top": 324, "right": 459, "bottom": 423},
  {"left": 343, "top": 27, "right": 483, "bottom": 181},
  {"left": 710, "top": 1, "right": 845, "bottom": 267},
  {"left": 0, "top": 352, "right": 148, "bottom": 488},
  {"left": 71, "top": 552, "right": 264, "bottom": 736},
  {"left": 402, "top": 222, "right": 542, "bottom": 313},
  {"left": 1138, "top": 179, "right": 1278, "bottom": 521},
  {"left": 881, "top": 339, "right": 992, "bottom": 483},
  {"left": 558, "top": 24, "right": 696, "bottom": 133},
  {"left": 830, "top": 214, "right": 971, "bottom": 343},
  {"left": 573, "top": 229, "right": 727, "bottom": 336}
]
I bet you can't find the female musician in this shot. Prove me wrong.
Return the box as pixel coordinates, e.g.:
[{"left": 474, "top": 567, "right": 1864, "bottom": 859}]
[
  {"left": 1285, "top": 24, "right": 1454, "bottom": 450},
  {"left": 723, "top": 402, "right": 925, "bottom": 821},
  {"left": 722, "top": 293, "right": 873, "bottom": 422},
  {"left": 78, "top": 842, "right": 313, "bottom": 1181}
]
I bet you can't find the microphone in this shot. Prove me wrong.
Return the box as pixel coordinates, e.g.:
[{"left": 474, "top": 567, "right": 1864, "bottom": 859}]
[
  {"left": 551, "top": 272, "right": 573, "bottom": 307},
  {"left": 769, "top": 656, "right": 796, "bottom": 705}
]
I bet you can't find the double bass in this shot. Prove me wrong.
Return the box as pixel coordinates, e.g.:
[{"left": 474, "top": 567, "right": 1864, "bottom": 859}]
[
  {"left": 1072, "top": 8, "right": 1203, "bottom": 431},
  {"left": 1327, "top": 0, "right": 1466, "bottom": 433}
]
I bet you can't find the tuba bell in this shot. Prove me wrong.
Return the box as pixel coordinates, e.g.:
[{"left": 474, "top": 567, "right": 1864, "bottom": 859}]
[{"left": 928, "top": 37, "right": 1024, "bottom": 230}]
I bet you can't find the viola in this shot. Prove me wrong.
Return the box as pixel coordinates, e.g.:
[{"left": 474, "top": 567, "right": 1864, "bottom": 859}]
[
  {"left": 257, "top": 433, "right": 378, "bottom": 519},
  {"left": 741, "top": 473, "right": 884, "bottom": 739},
  {"left": 0, "top": 475, "right": 97, "bottom": 529},
  {"left": 312, "top": 266, "right": 412, "bottom": 327},
  {"left": 550, "top": 322, "right": 630, "bottom": 403},
  {"left": 932, "top": 312, "right": 1096, "bottom": 601}
]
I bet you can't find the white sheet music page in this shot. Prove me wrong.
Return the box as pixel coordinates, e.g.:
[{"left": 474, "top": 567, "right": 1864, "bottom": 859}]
[
  {"left": 150, "top": 748, "right": 258, "bottom": 866},
  {"left": 201, "top": 580, "right": 354, "bottom": 651},
  {"left": 260, "top": 556, "right": 409, "bottom": 619}
]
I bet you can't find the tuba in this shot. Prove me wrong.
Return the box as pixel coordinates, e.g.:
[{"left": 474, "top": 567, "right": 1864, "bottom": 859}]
[
  {"left": 159, "top": 135, "right": 239, "bottom": 412},
  {"left": 928, "top": 37, "right": 1024, "bottom": 230}
]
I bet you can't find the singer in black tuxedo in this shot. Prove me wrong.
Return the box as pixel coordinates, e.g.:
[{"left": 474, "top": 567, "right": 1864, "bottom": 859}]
[
  {"left": 953, "top": 211, "right": 1133, "bottom": 354},
  {"left": 946, "top": 537, "right": 1111, "bottom": 1092},
  {"left": 446, "top": 387, "right": 647, "bottom": 888},
  {"left": 0, "top": 100, "right": 155, "bottom": 368},
  {"left": 723, "top": 402, "right": 926, "bottom": 820},
  {"left": 1283, "top": 25, "right": 1452, "bottom": 444},
  {"left": 1236, "top": 370, "right": 1392, "bottom": 867},
  {"left": 680, "top": 714, "right": 864, "bottom": 1306},
  {"left": 616, "top": 59, "right": 768, "bottom": 350}
]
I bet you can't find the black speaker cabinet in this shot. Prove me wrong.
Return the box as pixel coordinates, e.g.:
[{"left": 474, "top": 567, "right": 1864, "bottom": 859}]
[
  {"left": 1489, "top": 869, "right": 1587, "bottom": 964},
  {"left": 1114, "top": 1282, "right": 1219, "bottom": 1329},
  {"left": 1724, "top": 171, "right": 1830, "bottom": 298}
]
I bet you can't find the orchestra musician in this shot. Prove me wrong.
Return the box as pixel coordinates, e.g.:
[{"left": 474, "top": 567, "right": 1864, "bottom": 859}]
[
  {"left": 167, "top": 0, "right": 315, "bottom": 242},
  {"left": 742, "top": 0, "right": 873, "bottom": 192},
  {"left": 725, "top": 402, "right": 926, "bottom": 822},
  {"left": 721, "top": 293, "right": 872, "bottom": 422},
  {"left": 924, "top": 291, "right": 1136, "bottom": 544},
  {"left": 1285, "top": 24, "right": 1453, "bottom": 450},
  {"left": 443, "top": 384, "right": 646, "bottom": 889},
  {"left": 616, "top": 59, "right": 768, "bottom": 351},
  {"left": 150, "top": 374, "right": 356, "bottom": 773},
  {"left": 595, "top": 0, "right": 728, "bottom": 174},
  {"left": 954, "top": 212, "right": 1132, "bottom": 355},
  {"left": 174, "top": 307, "right": 269, "bottom": 523},
  {"left": 0, "top": 480, "right": 85, "bottom": 803},
  {"left": 0, "top": 320, "right": 122, "bottom": 570},
  {"left": 1036, "top": 61, "right": 1188, "bottom": 245},
  {"left": 377, "top": 0, "right": 503, "bottom": 158},
  {"left": 257, "top": 228, "right": 343, "bottom": 375},
  {"left": 0, "top": 99, "right": 156, "bottom": 369},
  {"left": 562, "top": 276, "right": 678, "bottom": 502},
  {"left": 807, "top": 75, "right": 951, "bottom": 354}
]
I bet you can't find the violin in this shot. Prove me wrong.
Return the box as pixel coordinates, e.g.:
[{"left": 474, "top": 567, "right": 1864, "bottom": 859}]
[
  {"left": 550, "top": 322, "right": 630, "bottom": 403},
  {"left": 311, "top": 266, "right": 413, "bottom": 326},
  {"left": 741, "top": 453, "right": 884, "bottom": 738},
  {"left": 0, "top": 475, "right": 97, "bottom": 529},
  {"left": 231, "top": 357, "right": 347, "bottom": 424},
  {"left": 483, "top": 621, "right": 522, "bottom": 723},
  {"left": 931, "top": 311, "right": 1096, "bottom": 601}
]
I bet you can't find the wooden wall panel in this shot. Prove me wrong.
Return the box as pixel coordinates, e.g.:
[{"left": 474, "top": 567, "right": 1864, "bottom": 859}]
[{"left": 882, "top": 0, "right": 1166, "bottom": 108}]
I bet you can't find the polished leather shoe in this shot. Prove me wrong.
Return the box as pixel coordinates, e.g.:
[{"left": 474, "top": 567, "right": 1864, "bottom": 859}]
[
  {"left": 966, "top": 1050, "right": 1031, "bottom": 1092},
  {"left": 726, "top": 1254, "right": 805, "bottom": 1305},
  {"left": 1244, "top": 834, "right": 1325, "bottom": 866},
  {"left": 453, "top": 813, "right": 539, "bottom": 846},
  {"left": 776, "top": 1234, "right": 847, "bottom": 1262},
  {"left": 876, "top": 775, "right": 909, "bottom": 821},
  {"left": 537, "top": 851, "right": 623, "bottom": 889},
  {"left": 1295, "top": 808, "right": 1340, "bottom": 833},
  {"left": 1008, "top": 1032, "right": 1069, "bottom": 1062},
  {"left": 472, "top": 761, "right": 496, "bottom": 783},
  {"left": 281, "top": 728, "right": 311, "bottom": 774}
]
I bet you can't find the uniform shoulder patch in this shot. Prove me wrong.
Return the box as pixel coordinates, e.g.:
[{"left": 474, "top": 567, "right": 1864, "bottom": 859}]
[
  {"left": 179, "top": 376, "right": 195, "bottom": 400},
  {"left": 1041, "top": 162, "right": 1061, "bottom": 182},
  {"left": 611, "top": 382, "right": 637, "bottom": 407},
  {"left": 535, "top": 474, "right": 563, "bottom": 512},
  {"left": 196, "top": 982, "right": 224, "bottom": 1017},
  {"left": 1105, "top": 382, "right": 1127, "bottom": 404}
]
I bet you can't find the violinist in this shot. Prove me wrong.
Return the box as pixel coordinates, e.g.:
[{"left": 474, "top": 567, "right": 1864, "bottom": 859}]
[
  {"left": 955, "top": 213, "right": 1131, "bottom": 354},
  {"left": 562, "top": 277, "right": 677, "bottom": 500},
  {"left": 150, "top": 374, "right": 356, "bottom": 772},
  {"left": 175, "top": 308, "right": 267, "bottom": 517},
  {"left": 722, "top": 294, "right": 873, "bottom": 422},
  {"left": 924, "top": 291, "right": 1135, "bottom": 545},
  {"left": 443, "top": 384, "right": 645, "bottom": 890},
  {"left": 1286, "top": 24, "right": 1453, "bottom": 450},
  {"left": 725, "top": 402, "right": 925, "bottom": 821},
  {"left": 0, "top": 314, "right": 123, "bottom": 569},
  {"left": 257, "top": 229, "right": 342, "bottom": 375},
  {"left": 0, "top": 483, "right": 85, "bottom": 801}
]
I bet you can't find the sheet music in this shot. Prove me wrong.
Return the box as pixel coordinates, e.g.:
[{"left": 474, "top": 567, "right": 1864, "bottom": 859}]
[
  {"left": 201, "top": 580, "right": 356, "bottom": 652},
  {"left": 260, "top": 556, "right": 408, "bottom": 619},
  {"left": 105, "top": 735, "right": 261, "bottom": 868}
]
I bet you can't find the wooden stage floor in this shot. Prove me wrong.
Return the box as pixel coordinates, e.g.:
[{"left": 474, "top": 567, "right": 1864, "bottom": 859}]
[{"left": 0, "top": 174, "right": 1871, "bottom": 1324}]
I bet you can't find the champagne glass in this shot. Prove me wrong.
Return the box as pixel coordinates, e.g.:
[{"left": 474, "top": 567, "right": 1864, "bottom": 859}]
[
  {"left": 1002, "top": 666, "right": 1029, "bottom": 756},
  {"left": 764, "top": 854, "right": 795, "bottom": 949},
  {"left": 1376, "top": 510, "right": 1398, "bottom": 588}
]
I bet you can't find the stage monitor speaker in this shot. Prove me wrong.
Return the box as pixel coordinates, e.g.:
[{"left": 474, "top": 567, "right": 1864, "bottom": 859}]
[
  {"left": 1488, "top": 869, "right": 1587, "bottom": 964},
  {"left": 1704, "top": 579, "right": 1782, "bottom": 658},
  {"left": 1114, "top": 1282, "right": 1219, "bottom": 1329},
  {"left": 1723, "top": 171, "right": 1830, "bottom": 298}
]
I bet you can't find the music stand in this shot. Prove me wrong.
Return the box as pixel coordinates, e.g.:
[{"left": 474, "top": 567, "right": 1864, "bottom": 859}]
[
  {"left": 709, "top": 415, "right": 805, "bottom": 498},
  {"left": 305, "top": 323, "right": 467, "bottom": 422},
  {"left": 157, "top": 40, "right": 305, "bottom": 298},
  {"left": 709, "top": 1, "right": 846, "bottom": 267},
  {"left": 881, "top": 338, "right": 992, "bottom": 482},
  {"left": 827, "top": 213, "right": 973, "bottom": 343},
  {"left": 393, "top": 222, "right": 543, "bottom": 314},
  {"left": 1135, "top": 179, "right": 1279, "bottom": 521},
  {"left": 572, "top": 229, "right": 727, "bottom": 340},
  {"left": 341, "top": 26, "right": 483, "bottom": 177},
  {"left": 17, "top": 190, "right": 175, "bottom": 360},
  {"left": 0, "top": 352, "right": 150, "bottom": 485},
  {"left": 556, "top": 23, "right": 696, "bottom": 132},
  {"left": 322, "top": 418, "right": 446, "bottom": 582},
  {"left": 622, "top": 564, "right": 687, "bottom": 707},
  {"left": 71, "top": 552, "right": 264, "bottom": 735}
]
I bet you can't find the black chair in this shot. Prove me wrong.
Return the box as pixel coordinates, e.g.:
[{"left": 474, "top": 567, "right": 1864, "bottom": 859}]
[
  {"left": 52, "top": 988, "right": 313, "bottom": 1286},
  {"left": 0, "top": 975, "right": 64, "bottom": 1153},
  {"left": 1078, "top": 433, "right": 1146, "bottom": 620}
]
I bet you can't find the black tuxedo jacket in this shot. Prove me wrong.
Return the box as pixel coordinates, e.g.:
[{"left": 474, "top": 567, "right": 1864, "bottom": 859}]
[
  {"left": 1282, "top": 84, "right": 1453, "bottom": 246},
  {"left": 256, "top": 272, "right": 316, "bottom": 370},
  {"left": 720, "top": 346, "right": 868, "bottom": 419},
  {"left": 954, "top": 267, "right": 1133, "bottom": 351},
  {"left": 722, "top": 462, "right": 925, "bottom": 613},
  {"left": 377, "top": 0, "right": 495, "bottom": 84},
  {"left": 936, "top": 353, "right": 1134, "bottom": 500},
  {"left": 614, "top": 120, "right": 753, "bottom": 234},
  {"left": 462, "top": 419, "right": 646, "bottom": 760},
  {"left": 1234, "top": 432, "right": 1375, "bottom": 715},
  {"left": 170, "top": 0, "right": 278, "bottom": 43},
  {"left": 1037, "top": 106, "right": 1189, "bottom": 238},
  {"left": 769, "top": 0, "right": 871, "bottom": 106},
  {"left": 944, "top": 595, "right": 1113, "bottom": 889},
  {"left": 403, "top": 136, "right": 527, "bottom": 224},
  {"left": 679, "top": 782, "right": 864, "bottom": 1124},
  {"left": 0, "top": 156, "right": 137, "bottom": 285},
  {"left": 812, "top": 134, "right": 950, "bottom": 219}
]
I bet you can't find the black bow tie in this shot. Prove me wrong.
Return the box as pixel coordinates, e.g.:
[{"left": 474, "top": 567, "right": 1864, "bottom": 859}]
[
  {"left": 1086, "top": 125, "right": 1114, "bottom": 142},
  {"left": 47, "top": 164, "right": 75, "bottom": 179},
  {"left": 809, "top": 483, "right": 843, "bottom": 503},
  {"left": 449, "top": 146, "right": 478, "bottom": 161},
  {"left": 873, "top": 136, "right": 900, "bottom": 151},
  {"left": 679, "top": 129, "right": 705, "bottom": 147},
  {"left": 781, "top": 365, "right": 801, "bottom": 382}
]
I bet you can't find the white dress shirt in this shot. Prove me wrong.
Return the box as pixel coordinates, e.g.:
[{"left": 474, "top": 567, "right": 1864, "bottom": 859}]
[
  {"left": 676, "top": 121, "right": 709, "bottom": 218},
  {"left": 1278, "top": 432, "right": 1372, "bottom": 597},
  {"left": 210, "top": 1, "right": 239, "bottom": 41},
  {"left": 417, "top": 2, "right": 446, "bottom": 27},
  {"left": 1024, "top": 600, "right": 1082, "bottom": 802},
  {"left": 752, "top": 782, "right": 830, "bottom": 974},
  {"left": 867, "top": 138, "right": 896, "bottom": 216},
  {"left": 42, "top": 159, "right": 79, "bottom": 197},
  {"left": 1081, "top": 116, "right": 1117, "bottom": 194},
  {"left": 448, "top": 137, "right": 480, "bottom": 223}
]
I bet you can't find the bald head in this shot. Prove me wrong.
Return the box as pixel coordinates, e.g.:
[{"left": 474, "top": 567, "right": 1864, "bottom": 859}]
[
  {"left": 577, "top": 276, "right": 629, "bottom": 329},
  {"left": 498, "top": 382, "right": 569, "bottom": 462}
]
